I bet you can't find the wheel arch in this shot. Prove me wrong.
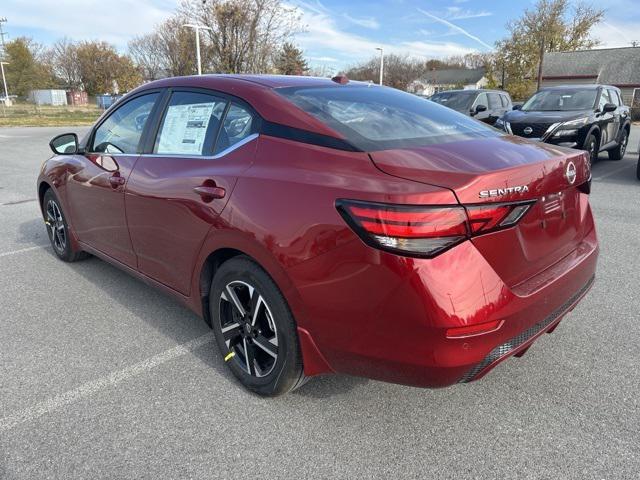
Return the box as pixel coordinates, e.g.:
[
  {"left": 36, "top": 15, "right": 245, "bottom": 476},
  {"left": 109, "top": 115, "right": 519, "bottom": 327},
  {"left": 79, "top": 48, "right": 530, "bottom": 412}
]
[
  {"left": 193, "top": 234, "right": 333, "bottom": 377},
  {"left": 37, "top": 180, "right": 52, "bottom": 214}
]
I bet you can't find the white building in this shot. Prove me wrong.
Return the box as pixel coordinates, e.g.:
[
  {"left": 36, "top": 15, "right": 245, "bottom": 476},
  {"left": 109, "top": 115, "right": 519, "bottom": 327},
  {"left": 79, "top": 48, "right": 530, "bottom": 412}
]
[
  {"left": 410, "top": 68, "right": 488, "bottom": 97},
  {"left": 29, "top": 89, "right": 68, "bottom": 106}
]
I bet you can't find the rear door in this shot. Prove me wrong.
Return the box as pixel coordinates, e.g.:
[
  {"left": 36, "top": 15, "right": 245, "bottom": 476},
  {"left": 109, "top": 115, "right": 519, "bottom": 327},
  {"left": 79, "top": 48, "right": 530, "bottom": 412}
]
[
  {"left": 125, "top": 89, "right": 259, "bottom": 295},
  {"left": 66, "top": 91, "right": 161, "bottom": 267}
]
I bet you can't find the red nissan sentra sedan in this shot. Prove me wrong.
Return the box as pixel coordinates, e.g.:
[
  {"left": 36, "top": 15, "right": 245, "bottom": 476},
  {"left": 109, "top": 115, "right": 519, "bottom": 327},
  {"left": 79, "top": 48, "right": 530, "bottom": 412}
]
[{"left": 38, "top": 75, "right": 598, "bottom": 395}]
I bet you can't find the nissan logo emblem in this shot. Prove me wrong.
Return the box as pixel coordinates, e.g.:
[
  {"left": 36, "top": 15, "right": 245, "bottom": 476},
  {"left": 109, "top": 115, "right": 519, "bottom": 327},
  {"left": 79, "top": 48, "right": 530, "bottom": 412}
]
[
  {"left": 565, "top": 161, "right": 577, "bottom": 185},
  {"left": 523, "top": 126, "right": 533, "bottom": 135}
]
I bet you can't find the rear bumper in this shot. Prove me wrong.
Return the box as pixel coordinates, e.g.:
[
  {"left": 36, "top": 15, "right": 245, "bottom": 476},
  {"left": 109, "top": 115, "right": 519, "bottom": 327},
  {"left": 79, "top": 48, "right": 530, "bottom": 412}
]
[{"left": 287, "top": 221, "right": 598, "bottom": 387}]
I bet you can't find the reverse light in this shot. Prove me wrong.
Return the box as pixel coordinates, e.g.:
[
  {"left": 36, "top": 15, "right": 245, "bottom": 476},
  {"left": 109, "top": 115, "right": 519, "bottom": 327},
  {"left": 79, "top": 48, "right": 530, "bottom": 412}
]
[{"left": 337, "top": 199, "right": 533, "bottom": 258}]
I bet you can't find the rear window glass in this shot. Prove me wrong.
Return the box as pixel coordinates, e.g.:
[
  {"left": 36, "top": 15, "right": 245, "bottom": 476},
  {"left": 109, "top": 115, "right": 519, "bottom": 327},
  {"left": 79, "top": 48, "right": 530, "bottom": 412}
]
[{"left": 277, "top": 85, "right": 500, "bottom": 151}]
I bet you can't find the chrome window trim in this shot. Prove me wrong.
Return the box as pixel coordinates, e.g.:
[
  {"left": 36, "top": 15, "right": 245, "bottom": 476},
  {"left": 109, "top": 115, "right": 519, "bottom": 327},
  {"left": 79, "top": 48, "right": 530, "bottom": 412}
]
[{"left": 139, "top": 133, "right": 259, "bottom": 160}]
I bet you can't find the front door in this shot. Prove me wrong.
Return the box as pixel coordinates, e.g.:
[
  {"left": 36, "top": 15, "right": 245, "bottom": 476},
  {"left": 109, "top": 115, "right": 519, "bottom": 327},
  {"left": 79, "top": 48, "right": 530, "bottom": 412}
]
[
  {"left": 65, "top": 92, "right": 160, "bottom": 267},
  {"left": 125, "top": 90, "right": 259, "bottom": 295}
]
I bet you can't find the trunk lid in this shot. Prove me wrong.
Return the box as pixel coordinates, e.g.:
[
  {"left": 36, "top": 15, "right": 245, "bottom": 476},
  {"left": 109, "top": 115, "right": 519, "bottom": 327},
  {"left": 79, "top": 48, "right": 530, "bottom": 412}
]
[{"left": 369, "top": 135, "right": 593, "bottom": 287}]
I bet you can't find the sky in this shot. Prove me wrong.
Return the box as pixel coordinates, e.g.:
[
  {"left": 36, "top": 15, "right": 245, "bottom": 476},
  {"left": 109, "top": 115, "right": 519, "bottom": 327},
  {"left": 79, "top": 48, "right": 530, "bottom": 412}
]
[{"left": 1, "top": 0, "right": 639, "bottom": 72}]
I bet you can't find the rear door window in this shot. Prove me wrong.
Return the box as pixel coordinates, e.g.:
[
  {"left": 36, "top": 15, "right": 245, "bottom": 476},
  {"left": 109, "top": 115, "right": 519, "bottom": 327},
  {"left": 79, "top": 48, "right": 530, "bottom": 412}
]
[
  {"left": 488, "top": 93, "right": 502, "bottom": 109},
  {"left": 214, "top": 103, "right": 258, "bottom": 155},
  {"left": 155, "top": 91, "right": 228, "bottom": 156}
]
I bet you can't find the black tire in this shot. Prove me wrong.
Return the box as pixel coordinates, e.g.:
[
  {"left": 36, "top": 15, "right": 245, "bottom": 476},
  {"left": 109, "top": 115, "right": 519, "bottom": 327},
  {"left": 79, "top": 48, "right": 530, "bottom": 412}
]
[
  {"left": 636, "top": 154, "right": 640, "bottom": 181},
  {"left": 608, "top": 128, "right": 628, "bottom": 161},
  {"left": 583, "top": 133, "right": 599, "bottom": 165},
  {"left": 42, "top": 189, "right": 88, "bottom": 262},
  {"left": 209, "top": 256, "right": 306, "bottom": 396}
]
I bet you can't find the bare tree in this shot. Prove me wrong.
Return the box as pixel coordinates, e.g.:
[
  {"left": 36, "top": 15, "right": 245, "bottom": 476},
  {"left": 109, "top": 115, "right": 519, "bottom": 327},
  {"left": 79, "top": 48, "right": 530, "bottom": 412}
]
[
  {"left": 128, "top": 33, "right": 167, "bottom": 81},
  {"left": 181, "top": 0, "right": 301, "bottom": 73},
  {"left": 155, "top": 14, "right": 198, "bottom": 76},
  {"left": 48, "top": 38, "right": 82, "bottom": 88},
  {"left": 344, "top": 54, "right": 427, "bottom": 91}
]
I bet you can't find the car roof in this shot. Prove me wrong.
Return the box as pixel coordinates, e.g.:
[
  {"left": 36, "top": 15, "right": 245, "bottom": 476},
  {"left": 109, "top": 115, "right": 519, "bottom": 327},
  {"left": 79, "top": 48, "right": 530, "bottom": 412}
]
[
  {"left": 433, "top": 89, "right": 510, "bottom": 95},
  {"left": 540, "top": 84, "right": 611, "bottom": 90}
]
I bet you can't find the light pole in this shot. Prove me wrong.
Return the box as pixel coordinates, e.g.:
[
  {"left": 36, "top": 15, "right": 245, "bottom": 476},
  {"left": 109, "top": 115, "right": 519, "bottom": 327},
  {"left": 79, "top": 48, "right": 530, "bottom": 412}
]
[
  {"left": 0, "top": 62, "right": 9, "bottom": 105},
  {"left": 183, "top": 24, "right": 212, "bottom": 75},
  {"left": 375, "top": 47, "right": 383, "bottom": 85}
]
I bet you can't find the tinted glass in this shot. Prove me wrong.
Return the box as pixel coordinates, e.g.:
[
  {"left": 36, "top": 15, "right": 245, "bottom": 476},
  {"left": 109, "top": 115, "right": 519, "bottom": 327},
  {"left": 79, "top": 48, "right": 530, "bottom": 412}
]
[
  {"left": 598, "top": 89, "right": 612, "bottom": 110},
  {"left": 278, "top": 86, "right": 499, "bottom": 151},
  {"left": 523, "top": 88, "right": 598, "bottom": 111},
  {"left": 500, "top": 94, "right": 510, "bottom": 107},
  {"left": 488, "top": 93, "right": 502, "bottom": 109},
  {"left": 607, "top": 89, "right": 621, "bottom": 106},
  {"left": 214, "top": 103, "right": 257, "bottom": 154},
  {"left": 155, "top": 91, "right": 227, "bottom": 155},
  {"left": 473, "top": 93, "right": 489, "bottom": 109},
  {"left": 430, "top": 91, "right": 476, "bottom": 111},
  {"left": 93, "top": 93, "right": 159, "bottom": 154}
]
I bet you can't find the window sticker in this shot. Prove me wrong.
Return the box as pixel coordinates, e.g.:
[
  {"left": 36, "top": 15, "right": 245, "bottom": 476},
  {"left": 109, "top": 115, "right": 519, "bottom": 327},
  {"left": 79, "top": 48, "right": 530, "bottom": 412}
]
[{"left": 158, "top": 102, "right": 216, "bottom": 154}]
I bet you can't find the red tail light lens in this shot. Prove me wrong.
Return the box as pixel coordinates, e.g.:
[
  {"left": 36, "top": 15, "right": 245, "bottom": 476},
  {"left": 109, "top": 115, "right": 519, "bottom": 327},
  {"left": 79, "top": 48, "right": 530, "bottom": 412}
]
[{"left": 337, "top": 199, "right": 533, "bottom": 258}]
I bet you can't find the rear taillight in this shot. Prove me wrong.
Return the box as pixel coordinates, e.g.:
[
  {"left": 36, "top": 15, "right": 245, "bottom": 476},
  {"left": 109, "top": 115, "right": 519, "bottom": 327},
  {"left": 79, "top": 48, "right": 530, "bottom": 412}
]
[{"left": 337, "top": 199, "right": 533, "bottom": 258}]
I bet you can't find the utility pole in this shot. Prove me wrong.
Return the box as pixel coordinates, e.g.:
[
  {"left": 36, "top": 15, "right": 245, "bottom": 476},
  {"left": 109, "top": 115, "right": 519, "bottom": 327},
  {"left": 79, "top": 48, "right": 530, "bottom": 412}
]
[
  {"left": 375, "top": 47, "right": 383, "bottom": 85},
  {"left": 0, "top": 62, "right": 10, "bottom": 105},
  {"left": 536, "top": 37, "right": 545, "bottom": 91},
  {"left": 184, "top": 24, "right": 212, "bottom": 75},
  {"left": 0, "top": 17, "right": 8, "bottom": 61}
]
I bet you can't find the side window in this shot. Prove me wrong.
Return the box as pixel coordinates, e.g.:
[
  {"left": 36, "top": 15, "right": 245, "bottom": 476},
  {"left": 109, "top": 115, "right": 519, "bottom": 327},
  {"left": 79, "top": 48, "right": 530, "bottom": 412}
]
[
  {"left": 92, "top": 93, "right": 159, "bottom": 154},
  {"left": 488, "top": 93, "right": 502, "bottom": 109},
  {"left": 155, "top": 91, "right": 228, "bottom": 156},
  {"left": 608, "top": 89, "right": 621, "bottom": 106},
  {"left": 214, "top": 103, "right": 257, "bottom": 155},
  {"left": 500, "top": 94, "right": 511, "bottom": 108},
  {"left": 473, "top": 93, "right": 489, "bottom": 109},
  {"left": 598, "top": 89, "right": 612, "bottom": 110}
]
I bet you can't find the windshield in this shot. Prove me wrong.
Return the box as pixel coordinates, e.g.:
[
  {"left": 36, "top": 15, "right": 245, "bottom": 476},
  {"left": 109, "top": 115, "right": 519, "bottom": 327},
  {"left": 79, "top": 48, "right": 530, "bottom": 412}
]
[
  {"left": 522, "top": 89, "right": 598, "bottom": 112},
  {"left": 277, "top": 85, "right": 500, "bottom": 151},
  {"left": 430, "top": 91, "right": 476, "bottom": 111}
]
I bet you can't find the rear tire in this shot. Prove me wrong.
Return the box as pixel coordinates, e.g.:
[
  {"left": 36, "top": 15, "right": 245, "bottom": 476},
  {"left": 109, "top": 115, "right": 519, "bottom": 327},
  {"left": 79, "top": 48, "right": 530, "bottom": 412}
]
[
  {"left": 583, "top": 134, "right": 599, "bottom": 165},
  {"left": 608, "top": 129, "right": 628, "bottom": 161},
  {"left": 42, "top": 189, "right": 88, "bottom": 262},
  {"left": 209, "top": 256, "right": 307, "bottom": 396}
]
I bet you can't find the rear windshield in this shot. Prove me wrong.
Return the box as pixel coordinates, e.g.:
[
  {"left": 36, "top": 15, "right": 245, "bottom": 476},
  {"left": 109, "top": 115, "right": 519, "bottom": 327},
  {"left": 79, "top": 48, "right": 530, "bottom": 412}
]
[
  {"left": 277, "top": 85, "right": 500, "bottom": 151},
  {"left": 430, "top": 91, "right": 476, "bottom": 111},
  {"left": 522, "top": 88, "right": 598, "bottom": 112}
]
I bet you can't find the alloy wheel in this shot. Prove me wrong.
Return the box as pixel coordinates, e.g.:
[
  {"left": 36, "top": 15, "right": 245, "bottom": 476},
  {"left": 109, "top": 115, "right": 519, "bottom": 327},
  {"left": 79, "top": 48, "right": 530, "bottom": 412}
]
[
  {"left": 46, "top": 199, "right": 66, "bottom": 253},
  {"left": 218, "top": 280, "right": 279, "bottom": 377},
  {"left": 620, "top": 133, "right": 628, "bottom": 157}
]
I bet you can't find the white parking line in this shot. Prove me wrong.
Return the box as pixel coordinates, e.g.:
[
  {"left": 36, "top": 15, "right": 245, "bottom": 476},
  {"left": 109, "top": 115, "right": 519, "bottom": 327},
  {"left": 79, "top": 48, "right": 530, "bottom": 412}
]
[
  {"left": 0, "top": 245, "right": 48, "bottom": 258},
  {"left": 0, "top": 332, "right": 215, "bottom": 432}
]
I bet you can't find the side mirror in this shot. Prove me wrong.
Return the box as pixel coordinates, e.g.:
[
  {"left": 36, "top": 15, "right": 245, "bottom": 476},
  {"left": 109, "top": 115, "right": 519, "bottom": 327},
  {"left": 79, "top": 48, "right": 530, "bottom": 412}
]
[
  {"left": 512, "top": 104, "right": 522, "bottom": 110},
  {"left": 50, "top": 133, "right": 79, "bottom": 155},
  {"left": 602, "top": 103, "right": 617, "bottom": 113},
  {"left": 471, "top": 104, "right": 487, "bottom": 116}
]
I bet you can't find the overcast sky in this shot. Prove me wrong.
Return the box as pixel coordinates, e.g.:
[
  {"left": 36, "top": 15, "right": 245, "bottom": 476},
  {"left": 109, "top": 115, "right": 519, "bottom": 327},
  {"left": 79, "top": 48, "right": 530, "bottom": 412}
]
[{"left": 1, "top": 0, "right": 638, "bottom": 70}]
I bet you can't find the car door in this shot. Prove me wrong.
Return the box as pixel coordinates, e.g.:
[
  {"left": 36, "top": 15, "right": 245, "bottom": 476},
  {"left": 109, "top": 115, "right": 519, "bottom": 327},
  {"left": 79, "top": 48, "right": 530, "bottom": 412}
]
[
  {"left": 606, "top": 88, "right": 623, "bottom": 144},
  {"left": 471, "top": 93, "right": 491, "bottom": 123},
  {"left": 125, "top": 89, "right": 259, "bottom": 295},
  {"left": 65, "top": 91, "right": 161, "bottom": 267},
  {"left": 597, "top": 88, "right": 616, "bottom": 147}
]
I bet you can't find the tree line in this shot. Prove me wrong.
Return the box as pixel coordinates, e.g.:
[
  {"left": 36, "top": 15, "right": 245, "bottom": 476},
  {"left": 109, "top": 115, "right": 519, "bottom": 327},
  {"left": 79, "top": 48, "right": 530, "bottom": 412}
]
[
  {"left": 1, "top": 0, "right": 308, "bottom": 98},
  {"left": 0, "top": 0, "right": 604, "bottom": 101}
]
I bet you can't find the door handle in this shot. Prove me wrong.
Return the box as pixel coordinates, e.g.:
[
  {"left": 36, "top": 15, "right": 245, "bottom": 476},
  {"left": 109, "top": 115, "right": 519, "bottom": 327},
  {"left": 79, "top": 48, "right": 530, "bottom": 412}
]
[
  {"left": 193, "top": 185, "right": 226, "bottom": 200},
  {"left": 109, "top": 174, "right": 125, "bottom": 187}
]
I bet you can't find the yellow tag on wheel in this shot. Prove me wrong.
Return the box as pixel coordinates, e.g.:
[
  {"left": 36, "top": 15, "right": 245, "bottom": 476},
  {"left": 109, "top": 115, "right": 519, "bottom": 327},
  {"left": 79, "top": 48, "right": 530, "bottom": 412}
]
[{"left": 224, "top": 351, "right": 235, "bottom": 362}]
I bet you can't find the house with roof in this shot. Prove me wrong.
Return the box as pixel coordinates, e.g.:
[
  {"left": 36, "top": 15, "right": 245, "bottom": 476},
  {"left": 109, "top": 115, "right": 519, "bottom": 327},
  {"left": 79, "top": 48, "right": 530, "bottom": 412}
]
[
  {"left": 541, "top": 47, "right": 640, "bottom": 109},
  {"left": 409, "top": 68, "right": 488, "bottom": 96}
]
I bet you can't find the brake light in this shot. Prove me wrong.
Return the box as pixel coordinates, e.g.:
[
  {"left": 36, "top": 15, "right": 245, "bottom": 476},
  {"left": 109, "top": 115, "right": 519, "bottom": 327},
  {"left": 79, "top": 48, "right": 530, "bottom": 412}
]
[{"left": 337, "top": 199, "right": 533, "bottom": 258}]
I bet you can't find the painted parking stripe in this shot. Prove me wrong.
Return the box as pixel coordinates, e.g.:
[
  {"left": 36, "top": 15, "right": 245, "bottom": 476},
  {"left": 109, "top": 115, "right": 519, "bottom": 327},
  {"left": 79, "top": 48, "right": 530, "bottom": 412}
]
[
  {"left": 0, "top": 332, "right": 215, "bottom": 432},
  {"left": 0, "top": 245, "right": 48, "bottom": 258}
]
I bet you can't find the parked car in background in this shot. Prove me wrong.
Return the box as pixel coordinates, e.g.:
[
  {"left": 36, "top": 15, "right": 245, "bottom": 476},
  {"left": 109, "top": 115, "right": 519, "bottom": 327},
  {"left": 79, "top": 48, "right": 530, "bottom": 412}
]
[
  {"left": 496, "top": 85, "right": 631, "bottom": 164},
  {"left": 637, "top": 139, "right": 640, "bottom": 180},
  {"left": 39, "top": 75, "right": 597, "bottom": 396},
  {"left": 430, "top": 89, "right": 512, "bottom": 125}
]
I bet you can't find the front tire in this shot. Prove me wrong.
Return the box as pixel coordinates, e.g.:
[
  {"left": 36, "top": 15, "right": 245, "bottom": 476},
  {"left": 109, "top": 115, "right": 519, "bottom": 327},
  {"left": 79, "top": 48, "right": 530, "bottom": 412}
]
[
  {"left": 42, "top": 189, "right": 88, "bottom": 262},
  {"left": 608, "top": 129, "right": 628, "bottom": 161},
  {"left": 210, "top": 256, "right": 306, "bottom": 396},
  {"left": 583, "top": 133, "right": 599, "bottom": 165}
]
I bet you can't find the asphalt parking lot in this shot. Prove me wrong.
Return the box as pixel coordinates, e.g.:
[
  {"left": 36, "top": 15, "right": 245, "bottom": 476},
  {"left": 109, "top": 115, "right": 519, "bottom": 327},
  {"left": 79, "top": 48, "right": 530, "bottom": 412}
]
[{"left": 1, "top": 126, "right": 639, "bottom": 479}]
